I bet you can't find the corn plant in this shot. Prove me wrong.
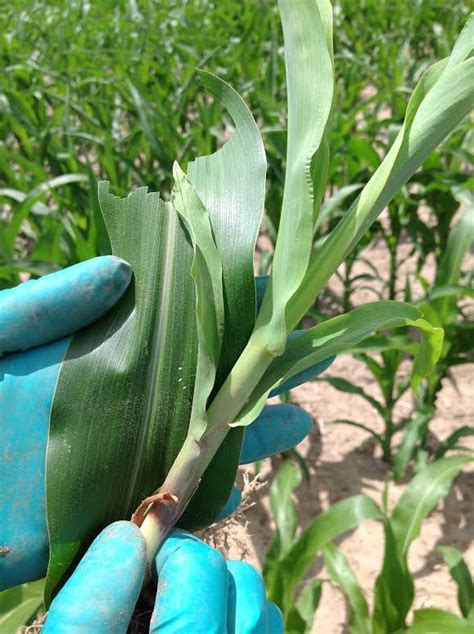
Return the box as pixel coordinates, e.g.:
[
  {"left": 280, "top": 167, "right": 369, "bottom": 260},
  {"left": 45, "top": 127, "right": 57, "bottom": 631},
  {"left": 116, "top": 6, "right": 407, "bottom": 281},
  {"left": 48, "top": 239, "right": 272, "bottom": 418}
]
[
  {"left": 264, "top": 456, "right": 472, "bottom": 633},
  {"left": 323, "top": 459, "right": 474, "bottom": 634},
  {"left": 42, "top": 0, "right": 473, "bottom": 605},
  {"left": 311, "top": 187, "right": 474, "bottom": 475},
  {"left": 0, "top": 0, "right": 283, "bottom": 288}
]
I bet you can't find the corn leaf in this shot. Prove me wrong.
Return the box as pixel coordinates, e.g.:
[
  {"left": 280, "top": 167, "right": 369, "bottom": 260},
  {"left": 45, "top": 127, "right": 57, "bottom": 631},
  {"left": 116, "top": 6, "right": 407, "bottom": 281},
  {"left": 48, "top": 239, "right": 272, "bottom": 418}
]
[
  {"left": 437, "top": 546, "right": 474, "bottom": 619},
  {"left": 287, "top": 18, "right": 474, "bottom": 328},
  {"left": 372, "top": 519, "right": 415, "bottom": 633},
  {"left": 45, "top": 186, "right": 198, "bottom": 602},
  {"left": 171, "top": 162, "right": 224, "bottom": 439},
  {"left": 447, "top": 12, "right": 474, "bottom": 68},
  {"left": 391, "top": 456, "right": 472, "bottom": 558},
  {"left": 256, "top": 0, "right": 334, "bottom": 351},
  {"left": 385, "top": 453, "right": 466, "bottom": 630},
  {"left": 316, "top": 376, "right": 385, "bottom": 416},
  {"left": 393, "top": 410, "right": 432, "bottom": 482},
  {"left": 436, "top": 193, "right": 474, "bottom": 289},
  {"left": 0, "top": 579, "right": 44, "bottom": 631},
  {"left": 266, "top": 494, "right": 381, "bottom": 613},
  {"left": 434, "top": 426, "right": 474, "bottom": 460},
  {"left": 322, "top": 543, "right": 372, "bottom": 634},
  {"left": 429, "top": 192, "right": 474, "bottom": 325},
  {"left": 264, "top": 460, "right": 303, "bottom": 571},
  {"left": 181, "top": 71, "right": 267, "bottom": 525},
  {"left": 246, "top": 302, "right": 440, "bottom": 405},
  {"left": 187, "top": 71, "right": 266, "bottom": 376},
  {"left": 4, "top": 174, "right": 89, "bottom": 250},
  {"left": 286, "top": 579, "right": 323, "bottom": 634},
  {"left": 46, "top": 73, "right": 267, "bottom": 601},
  {"left": 407, "top": 609, "right": 474, "bottom": 633}
]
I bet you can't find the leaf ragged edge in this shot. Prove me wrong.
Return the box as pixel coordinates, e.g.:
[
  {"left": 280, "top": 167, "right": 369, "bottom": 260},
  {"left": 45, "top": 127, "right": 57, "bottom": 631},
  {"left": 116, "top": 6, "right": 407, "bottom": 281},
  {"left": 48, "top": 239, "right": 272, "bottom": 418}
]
[{"left": 171, "top": 162, "right": 224, "bottom": 439}]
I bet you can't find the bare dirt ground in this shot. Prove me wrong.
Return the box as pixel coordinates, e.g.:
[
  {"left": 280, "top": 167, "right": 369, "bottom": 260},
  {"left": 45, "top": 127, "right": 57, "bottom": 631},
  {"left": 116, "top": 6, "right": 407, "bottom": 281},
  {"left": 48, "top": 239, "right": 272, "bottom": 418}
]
[{"left": 214, "top": 241, "right": 474, "bottom": 633}]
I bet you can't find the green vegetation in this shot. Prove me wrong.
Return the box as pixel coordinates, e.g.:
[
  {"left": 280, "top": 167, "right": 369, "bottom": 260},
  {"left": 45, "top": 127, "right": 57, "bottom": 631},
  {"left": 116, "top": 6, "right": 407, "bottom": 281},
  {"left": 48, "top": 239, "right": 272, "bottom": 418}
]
[
  {"left": 2, "top": 0, "right": 471, "bottom": 283},
  {"left": 1, "top": 1, "right": 473, "bottom": 631},
  {"left": 265, "top": 457, "right": 473, "bottom": 633}
]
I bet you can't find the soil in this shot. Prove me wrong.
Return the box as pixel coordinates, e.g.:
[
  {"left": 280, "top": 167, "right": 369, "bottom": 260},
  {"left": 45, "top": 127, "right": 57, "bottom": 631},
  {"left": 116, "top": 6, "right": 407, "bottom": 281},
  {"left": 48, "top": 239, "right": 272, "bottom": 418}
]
[{"left": 214, "top": 241, "right": 474, "bottom": 633}]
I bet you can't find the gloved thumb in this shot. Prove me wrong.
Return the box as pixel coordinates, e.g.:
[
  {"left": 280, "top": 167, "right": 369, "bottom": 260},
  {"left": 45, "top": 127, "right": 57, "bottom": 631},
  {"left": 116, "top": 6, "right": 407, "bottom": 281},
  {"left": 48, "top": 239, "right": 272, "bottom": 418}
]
[{"left": 43, "top": 521, "right": 146, "bottom": 633}]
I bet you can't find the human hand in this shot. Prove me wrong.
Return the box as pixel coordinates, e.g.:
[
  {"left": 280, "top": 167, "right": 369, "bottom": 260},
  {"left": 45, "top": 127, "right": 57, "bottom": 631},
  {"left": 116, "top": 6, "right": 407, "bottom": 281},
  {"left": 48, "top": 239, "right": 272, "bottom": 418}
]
[
  {"left": 0, "top": 262, "right": 332, "bottom": 595},
  {"left": 0, "top": 257, "right": 132, "bottom": 589},
  {"left": 42, "top": 523, "right": 282, "bottom": 633}
]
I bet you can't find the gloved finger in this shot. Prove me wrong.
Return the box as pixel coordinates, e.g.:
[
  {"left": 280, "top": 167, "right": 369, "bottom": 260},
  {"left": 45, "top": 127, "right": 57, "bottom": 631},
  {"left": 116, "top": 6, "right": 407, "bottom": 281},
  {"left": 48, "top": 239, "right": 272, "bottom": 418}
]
[
  {"left": 151, "top": 529, "right": 229, "bottom": 633},
  {"left": 269, "top": 351, "right": 335, "bottom": 398},
  {"left": 267, "top": 601, "right": 284, "bottom": 632},
  {"left": 240, "top": 404, "right": 312, "bottom": 464},
  {"left": 0, "top": 255, "right": 131, "bottom": 355},
  {"left": 43, "top": 521, "right": 146, "bottom": 634},
  {"left": 227, "top": 561, "right": 283, "bottom": 633}
]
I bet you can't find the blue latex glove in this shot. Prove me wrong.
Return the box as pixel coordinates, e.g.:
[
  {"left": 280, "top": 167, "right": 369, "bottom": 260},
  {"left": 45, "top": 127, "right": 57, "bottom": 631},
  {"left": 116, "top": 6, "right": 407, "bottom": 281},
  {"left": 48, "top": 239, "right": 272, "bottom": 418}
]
[
  {"left": 1, "top": 256, "right": 132, "bottom": 589},
  {"left": 43, "top": 523, "right": 283, "bottom": 633},
  {"left": 0, "top": 259, "right": 332, "bottom": 631}
]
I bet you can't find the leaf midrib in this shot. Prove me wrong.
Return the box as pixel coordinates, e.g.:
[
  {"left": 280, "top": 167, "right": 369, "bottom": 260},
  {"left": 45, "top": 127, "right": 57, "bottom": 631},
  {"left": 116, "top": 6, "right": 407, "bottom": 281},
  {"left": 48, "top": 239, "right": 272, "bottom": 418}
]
[{"left": 124, "top": 205, "right": 177, "bottom": 510}]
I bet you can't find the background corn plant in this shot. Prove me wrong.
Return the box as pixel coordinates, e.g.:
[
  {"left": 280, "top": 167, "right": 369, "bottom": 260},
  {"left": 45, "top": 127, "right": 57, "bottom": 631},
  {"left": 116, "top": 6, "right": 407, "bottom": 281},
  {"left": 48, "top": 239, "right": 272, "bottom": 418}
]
[
  {"left": 264, "top": 457, "right": 473, "bottom": 633},
  {"left": 308, "top": 195, "right": 474, "bottom": 474},
  {"left": 1, "top": 0, "right": 471, "bottom": 278}
]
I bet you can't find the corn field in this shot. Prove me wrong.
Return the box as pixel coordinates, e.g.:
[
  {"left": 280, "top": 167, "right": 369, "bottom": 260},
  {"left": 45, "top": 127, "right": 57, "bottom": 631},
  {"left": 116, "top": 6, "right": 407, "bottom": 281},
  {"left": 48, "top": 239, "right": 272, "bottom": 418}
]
[{"left": 1, "top": 1, "right": 473, "bottom": 633}]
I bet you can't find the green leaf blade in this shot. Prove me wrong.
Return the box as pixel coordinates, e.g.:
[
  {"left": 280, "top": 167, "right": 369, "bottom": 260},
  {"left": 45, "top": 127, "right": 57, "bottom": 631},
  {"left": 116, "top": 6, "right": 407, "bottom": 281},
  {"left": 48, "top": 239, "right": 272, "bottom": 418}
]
[
  {"left": 391, "top": 456, "right": 472, "bottom": 559},
  {"left": 268, "top": 494, "right": 381, "bottom": 613},
  {"left": 288, "top": 35, "right": 474, "bottom": 328},
  {"left": 187, "top": 70, "right": 266, "bottom": 376},
  {"left": 257, "top": 0, "right": 334, "bottom": 348},
  {"left": 393, "top": 410, "right": 432, "bottom": 482},
  {"left": 183, "top": 70, "right": 267, "bottom": 525},
  {"left": 46, "top": 185, "right": 199, "bottom": 602},
  {"left": 171, "top": 162, "right": 224, "bottom": 439},
  {"left": 437, "top": 546, "right": 474, "bottom": 619},
  {"left": 407, "top": 608, "right": 474, "bottom": 633},
  {"left": 373, "top": 520, "right": 415, "bottom": 633},
  {"left": 323, "top": 543, "right": 371, "bottom": 634},
  {"left": 0, "top": 580, "right": 44, "bottom": 631},
  {"left": 250, "top": 301, "right": 423, "bottom": 403},
  {"left": 264, "top": 460, "right": 303, "bottom": 574}
]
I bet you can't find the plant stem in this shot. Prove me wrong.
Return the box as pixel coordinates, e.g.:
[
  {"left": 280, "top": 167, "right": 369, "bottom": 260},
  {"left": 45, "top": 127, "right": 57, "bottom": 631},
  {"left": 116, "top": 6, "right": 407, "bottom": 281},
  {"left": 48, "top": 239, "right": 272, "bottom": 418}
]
[
  {"left": 140, "top": 331, "right": 276, "bottom": 563},
  {"left": 207, "top": 335, "right": 276, "bottom": 426},
  {"left": 382, "top": 407, "right": 394, "bottom": 464},
  {"left": 140, "top": 424, "right": 229, "bottom": 565},
  {"left": 342, "top": 257, "right": 354, "bottom": 313}
]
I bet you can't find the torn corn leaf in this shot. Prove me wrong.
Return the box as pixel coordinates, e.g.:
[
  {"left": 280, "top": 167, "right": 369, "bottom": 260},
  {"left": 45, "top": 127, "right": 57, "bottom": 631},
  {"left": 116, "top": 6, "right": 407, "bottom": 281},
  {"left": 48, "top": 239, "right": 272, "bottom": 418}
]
[
  {"left": 187, "top": 70, "right": 266, "bottom": 378},
  {"left": 46, "top": 72, "right": 267, "bottom": 600},
  {"left": 45, "top": 185, "right": 198, "bottom": 603},
  {"left": 180, "top": 71, "right": 267, "bottom": 527},
  {"left": 171, "top": 162, "right": 224, "bottom": 439}
]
